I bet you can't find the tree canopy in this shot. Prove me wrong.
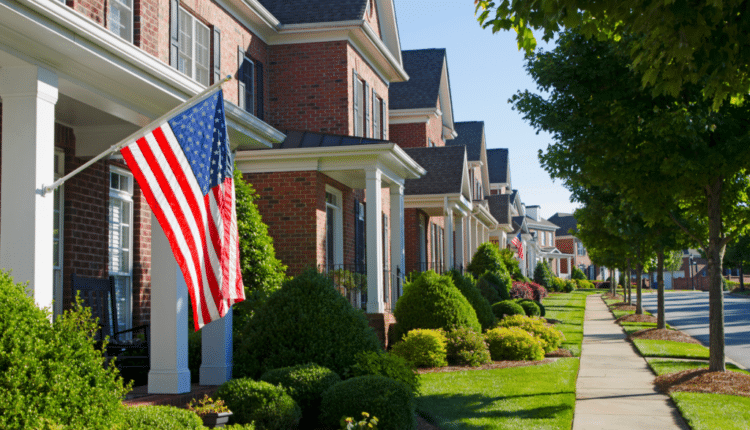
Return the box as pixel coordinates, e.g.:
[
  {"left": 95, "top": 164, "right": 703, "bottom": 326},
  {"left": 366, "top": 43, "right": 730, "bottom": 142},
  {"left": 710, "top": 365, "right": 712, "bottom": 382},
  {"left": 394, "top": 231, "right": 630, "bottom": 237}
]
[{"left": 475, "top": 0, "right": 750, "bottom": 109}]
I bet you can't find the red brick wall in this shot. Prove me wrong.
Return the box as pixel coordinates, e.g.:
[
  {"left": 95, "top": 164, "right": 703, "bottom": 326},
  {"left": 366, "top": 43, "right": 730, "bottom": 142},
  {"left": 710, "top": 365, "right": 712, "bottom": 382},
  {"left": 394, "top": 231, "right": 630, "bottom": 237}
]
[
  {"left": 132, "top": 184, "right": 151, "bottom": 327},
  {"left": 389, "top": 122, "right": 427, "bottom": 148},
  {"left": 426, "top": 99, "right": 445, "bottom": 147},
  {"left": 347, "top": 44, "right": 390, "bottom": 139},
  {"left": 71, "top": 0, "right": 105, "bottom": 26},
  {"left": 133, "top": 0, "right": 159, "bottom": 57},
  {"left": 364, "top": 0, "right": 381, "bottom": 39}
]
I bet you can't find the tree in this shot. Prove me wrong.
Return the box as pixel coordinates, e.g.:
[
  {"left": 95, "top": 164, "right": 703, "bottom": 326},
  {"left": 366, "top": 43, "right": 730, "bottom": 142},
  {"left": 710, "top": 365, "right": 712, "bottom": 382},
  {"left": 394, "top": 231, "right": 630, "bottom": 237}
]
[
  {"left": 514, "top": 31, "right": 750, "bottom": 371},
  {"left": 724, "top": 235, "right": 750, "bottom": 291},
  {"left": 475, "top": 0, "right": 750, "bottom": 109}
]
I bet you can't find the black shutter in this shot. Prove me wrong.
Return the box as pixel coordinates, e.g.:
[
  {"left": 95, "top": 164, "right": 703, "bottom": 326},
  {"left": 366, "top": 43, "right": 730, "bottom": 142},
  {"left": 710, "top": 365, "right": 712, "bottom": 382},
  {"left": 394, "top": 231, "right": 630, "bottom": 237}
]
[
  {"left": 170, "top": 0, "right": 180, "bottom": 68},
  {"left": 255, "top": 61, "right": 264, "bottom": 120},
  {"left": 364, "top": 81, "right": 370, "bottom": 138},
  {"left": 212, "top": 28, "right": 221, "bottom": 84},
  {"left": 237, "top": 47, "right": 245, "bottom": 111},
  {"left": 352, "top": 70, "right": 359, "bottom": 136}
]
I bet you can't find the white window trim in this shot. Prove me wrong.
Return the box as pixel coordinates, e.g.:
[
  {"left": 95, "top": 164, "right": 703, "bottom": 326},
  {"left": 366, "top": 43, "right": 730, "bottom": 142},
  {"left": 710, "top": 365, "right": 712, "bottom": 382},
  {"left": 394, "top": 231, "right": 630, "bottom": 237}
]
[
  {"left": 325, "top": 186, "right": 344, "bottom": 268},
  {"left": 109, "top": 0, "right": 133, "bottom": 43},
  {"left": 109, "top": 166, "right": 134, "bottom": 333},
  {"left": 178, "top": 7, "right": 210, "bottom": 86}
]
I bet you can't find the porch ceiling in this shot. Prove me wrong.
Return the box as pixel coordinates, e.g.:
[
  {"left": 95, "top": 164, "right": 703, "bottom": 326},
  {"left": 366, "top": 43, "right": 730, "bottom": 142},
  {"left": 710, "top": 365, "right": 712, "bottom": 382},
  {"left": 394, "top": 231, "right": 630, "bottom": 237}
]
[{"left": 404, "top": 193, "right": 471, "bottom": 218}]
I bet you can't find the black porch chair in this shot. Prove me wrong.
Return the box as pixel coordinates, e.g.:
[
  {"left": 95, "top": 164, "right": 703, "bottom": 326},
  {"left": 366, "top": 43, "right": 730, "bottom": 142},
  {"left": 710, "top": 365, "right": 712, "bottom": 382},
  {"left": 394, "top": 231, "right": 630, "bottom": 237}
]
[{"left": 70, "top": 273, "right": 150, "bottom": 373}]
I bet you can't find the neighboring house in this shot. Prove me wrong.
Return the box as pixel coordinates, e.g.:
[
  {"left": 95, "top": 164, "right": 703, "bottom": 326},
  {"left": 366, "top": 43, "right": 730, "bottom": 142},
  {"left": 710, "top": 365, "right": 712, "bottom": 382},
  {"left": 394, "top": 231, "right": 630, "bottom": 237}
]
[
  {"left": 485, "top": 147, "right": 515, "bottom": 249},
  {"left": 487, "top": 148, "right": 511, "bottom": 196},
  {"left": 549, "top": 212, "right": 594, "bottom": 279},
  {"left": 521, "top": 206, "right": 572, "bottom": 278}
]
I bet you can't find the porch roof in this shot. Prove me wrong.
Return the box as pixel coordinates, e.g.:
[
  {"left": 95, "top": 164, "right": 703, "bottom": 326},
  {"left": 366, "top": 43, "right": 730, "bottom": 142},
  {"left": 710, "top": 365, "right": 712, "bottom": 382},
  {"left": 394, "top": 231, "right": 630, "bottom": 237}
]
[{"left": 402, "top": 146, "right": 468, "bottom": 196}]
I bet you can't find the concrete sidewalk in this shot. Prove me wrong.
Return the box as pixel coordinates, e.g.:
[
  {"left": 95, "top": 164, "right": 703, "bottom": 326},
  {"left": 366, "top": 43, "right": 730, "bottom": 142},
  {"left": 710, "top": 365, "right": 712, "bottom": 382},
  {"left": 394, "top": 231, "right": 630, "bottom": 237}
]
[{"left": 572, "top": 295, "right": 689, "bottom": 430}]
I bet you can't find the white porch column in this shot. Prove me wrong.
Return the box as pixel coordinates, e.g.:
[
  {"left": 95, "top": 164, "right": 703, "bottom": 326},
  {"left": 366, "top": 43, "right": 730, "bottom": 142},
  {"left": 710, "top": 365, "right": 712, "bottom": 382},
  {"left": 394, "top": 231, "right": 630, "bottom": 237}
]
[
  {"left": 566, "top": 257, "right": 571, "bottom": 277},
  {"left": 149, "top": 214, "right": 191, "bottom": 394},
  {"left": 454, "top": 214, "right": 465, "bottom": 270},
  {"left": 469, "top": 217, "right": 477, "bottom": 259},
  {"left": 200, "top": 310, "right": 232, "bottom": 386},
  {"left": 0, "top": 66, "right": 58, "bottom": 309},
  {"left": 390, "top": 184, "right": 404, "bottom": 299},
  {"left": 465, "top": 217, "right": 473, "bottom": 263},
  {"left": 365, "top": 169, "right": 384, "bottom": 314},
  {"left": 443, "top": 203, "right": 454, "bottom": 270},
  {"left": 556, "top": 258, "right": 560, "bottom": 276}
]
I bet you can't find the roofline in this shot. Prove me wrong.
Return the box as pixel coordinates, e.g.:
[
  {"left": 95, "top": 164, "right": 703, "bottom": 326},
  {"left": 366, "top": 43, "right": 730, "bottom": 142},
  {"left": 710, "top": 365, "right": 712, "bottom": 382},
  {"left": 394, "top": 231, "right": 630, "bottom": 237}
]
[{"left": 389, "top": 107, "right": 440, "bottom": 124}]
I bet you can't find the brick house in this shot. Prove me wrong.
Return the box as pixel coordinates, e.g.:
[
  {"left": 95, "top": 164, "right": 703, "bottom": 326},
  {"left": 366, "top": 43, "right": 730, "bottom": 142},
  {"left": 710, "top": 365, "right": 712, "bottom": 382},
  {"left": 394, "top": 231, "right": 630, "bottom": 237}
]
[
  {"left": 549, "top": 212, "right": 595, "bottom": 279},
  {"left": 523, "top": 206, "right": 572, "bottom": 278},
  {"left": 0, "top": 0, "right": 421, "bottom": 393}
]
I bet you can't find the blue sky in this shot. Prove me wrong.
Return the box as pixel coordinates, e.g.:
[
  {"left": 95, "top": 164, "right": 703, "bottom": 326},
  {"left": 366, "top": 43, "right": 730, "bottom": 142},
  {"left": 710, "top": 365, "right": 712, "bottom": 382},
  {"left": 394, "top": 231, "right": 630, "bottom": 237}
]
[{"left": 393, "top": 1, "right": 579, "bottom": 220}]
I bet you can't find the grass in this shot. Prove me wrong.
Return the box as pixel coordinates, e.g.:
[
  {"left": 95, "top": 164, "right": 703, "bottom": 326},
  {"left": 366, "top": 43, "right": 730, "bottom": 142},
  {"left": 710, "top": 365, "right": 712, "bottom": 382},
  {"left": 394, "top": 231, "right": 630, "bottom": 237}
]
[
  {"left": 620, "top": 323, "right": 671, "bottom": 335},
  {"left": 646, "top": 359, "right": 748, "bottom": 376},
  {"left": 670, "top": 392, "right": 750, "bottom": 430},
  {"left": 543, "top": 291, "right": 592, "bottom": 356},
  {"left": 632, "top": 339, "right": 709, "bottom": 359},
  {"left": 417, "top": 358, "right": 579, "bottom": 430}
]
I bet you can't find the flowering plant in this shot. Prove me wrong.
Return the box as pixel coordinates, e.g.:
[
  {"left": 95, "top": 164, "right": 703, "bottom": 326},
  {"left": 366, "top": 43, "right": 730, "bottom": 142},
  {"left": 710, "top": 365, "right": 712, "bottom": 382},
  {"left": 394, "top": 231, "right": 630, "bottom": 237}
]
[
  {"left": 186, "top": 395, "right": 231, "bottom": 416},
  {"left": 340, "top": 412, "right": 379, "bottom": 429}
]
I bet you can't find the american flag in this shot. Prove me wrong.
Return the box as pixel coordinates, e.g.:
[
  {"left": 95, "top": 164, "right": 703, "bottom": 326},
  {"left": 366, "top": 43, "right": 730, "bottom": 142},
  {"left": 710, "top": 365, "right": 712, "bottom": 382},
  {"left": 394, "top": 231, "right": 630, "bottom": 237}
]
[
  {"left": 121, "top": 90, "right": 244, "bottom": 330},
  {"left": 511, "top": 231, "right": 524, "bottom": 259}
]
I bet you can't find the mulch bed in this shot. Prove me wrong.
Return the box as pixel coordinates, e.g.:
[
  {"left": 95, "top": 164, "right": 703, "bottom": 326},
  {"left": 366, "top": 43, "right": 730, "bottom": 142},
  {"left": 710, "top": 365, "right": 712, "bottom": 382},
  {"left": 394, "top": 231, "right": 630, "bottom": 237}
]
[
  {"left": 627, "top": 328, "right": 702, "bottom": 344},
  {"left": 602, "top": 293, "right": 624, "bottom": 300},
  {"left": 546, "top": 348, "right": 574, "bottom": 358},
  {"left": 415, "top": 358, "right": 555, "bottom": 375},
  {"left": 616, "top": 314, "right": 657, "bottom": 323},
  {"left": 611, "top": 304, "right": 637, "bottom": 311},
  {"left": 655, "top": 368, "right": 750, "bottom": 398}
]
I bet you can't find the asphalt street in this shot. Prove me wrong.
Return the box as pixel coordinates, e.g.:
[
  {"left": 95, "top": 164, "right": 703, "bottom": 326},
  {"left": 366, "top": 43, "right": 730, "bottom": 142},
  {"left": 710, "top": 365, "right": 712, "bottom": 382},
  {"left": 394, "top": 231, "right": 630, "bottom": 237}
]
[{"left": 640, "top": 291, "right": 750, "bottom": 370}]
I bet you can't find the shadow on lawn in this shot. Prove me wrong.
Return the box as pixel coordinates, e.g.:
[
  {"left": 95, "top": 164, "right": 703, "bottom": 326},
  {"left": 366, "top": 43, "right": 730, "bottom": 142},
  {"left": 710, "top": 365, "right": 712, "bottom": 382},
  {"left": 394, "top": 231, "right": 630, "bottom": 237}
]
[{"left": 417, "top": 392, "right": 574, "bottom": 429}]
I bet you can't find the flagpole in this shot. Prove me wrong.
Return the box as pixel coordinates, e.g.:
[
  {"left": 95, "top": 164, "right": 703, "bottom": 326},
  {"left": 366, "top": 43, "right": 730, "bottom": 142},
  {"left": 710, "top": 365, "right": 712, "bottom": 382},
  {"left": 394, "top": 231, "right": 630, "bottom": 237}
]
[{"left": 39, "top": 75, "right": 232, "bottom": 196}]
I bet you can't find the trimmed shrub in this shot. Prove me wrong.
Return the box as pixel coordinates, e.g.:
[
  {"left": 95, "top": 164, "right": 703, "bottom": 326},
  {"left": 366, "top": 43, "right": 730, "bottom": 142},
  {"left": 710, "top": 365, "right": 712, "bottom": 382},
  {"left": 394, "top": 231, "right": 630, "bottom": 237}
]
[
  {"left": 348, "top": 351, "right": 420, "bottom": 396},
  {"left": 491, "top": 300, "right": 525, "bottom": 319},
  {"left": 563, "top": 279, "right": 576, "bottom": 293},
  {"left": 0, "top": 271, "right": 128, "bottom": 430},
  {"left": 224, "top": 425, "right": 257, "bottom": 430},
  {"left": 320, "top": 375, "right": 416, "bottom": 430},
  {"left": 499, "top": 248, "right": 523, "bottom": 279},
  {"left": 445, "top": 328, "right": 492, "bottom": 367},
  {"left": 533, "top": 261, "right": 554, "bottom": 289},
  {"left": 390, "top": 329, "right": 448, "bottom": 368},
  {"left": 478, "top": 271, "right": 512, "bottom": 301},
  {"left": 260, "top": 363, "right": 341, "bottom": 425},
  {"left": 467, "top": 243, "right": 507, "bottom": 278},
  {"left": 393, "top": 271, "right": 481, "bottom": 341},
  {"left": 476, "top": 274, "right": 501, "bottom": 305},
  {"left": 536, "top": 300, "right": 546, "bottom": 317},
  {"left": 447, "top": 270, "right": 496, "bottom": 331},
  {"left": 123, "top": 406, "right": 204, "bottom": 430},
  {"left": 516, "top": 299, "right": 541, "bottom": 317},
  {"left": 527, "top": 282, "right": 548, "bottom": 302},
  {"left": 234, "top": 270, "right": 381, "bottom": 379},
  {"left": 485, "top": 327, "right": 545, "bottom": 361},
  {"left": 496, "top": 315, "right": 565, "bottom": 353},
  {"left": 509, "top": 282, "right": 533, "bottom": 300},
  {"left": 571, "top": 266, "right": 586, "bottom": 280},
  {"left": 215, "top": 378, "right": 301, "bottom": 428}
]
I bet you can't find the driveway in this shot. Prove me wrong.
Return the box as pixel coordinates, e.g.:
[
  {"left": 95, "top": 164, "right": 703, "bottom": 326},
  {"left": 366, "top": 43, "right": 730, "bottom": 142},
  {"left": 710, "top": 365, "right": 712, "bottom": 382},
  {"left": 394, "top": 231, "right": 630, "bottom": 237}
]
[{"left": 639, "top": 290, "right": 750, "bottom": 370}]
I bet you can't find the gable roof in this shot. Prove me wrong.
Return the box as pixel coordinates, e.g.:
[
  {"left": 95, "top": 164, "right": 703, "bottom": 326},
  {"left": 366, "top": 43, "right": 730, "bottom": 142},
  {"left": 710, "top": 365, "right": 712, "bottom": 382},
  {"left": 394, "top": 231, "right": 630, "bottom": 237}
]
[
  {"left": 273, "top": 130, "right": 389, "bottom": 149},
  {"left": 548, "top": 213, "right": 578, "bottom": 237},
  {"left": 487, "top": 194, "right": 511, "bottom": 225},
  {"left": 447, "top": 122, "right": 484, "bottom": 161},
  {"left": 402, "top": 146, "right": 466, "bottom": 195},
  {"left": 258, "top": 0, "right": 367, "bottom": 24},
  {"left": 526, "top": 216, "right": 559, "bottom": 230},
  {"left": 487, "top": 148, "right": 509, "bottom": 184},
  {"left": 390, "top": 49, "right": 446, "bottom": 110}
]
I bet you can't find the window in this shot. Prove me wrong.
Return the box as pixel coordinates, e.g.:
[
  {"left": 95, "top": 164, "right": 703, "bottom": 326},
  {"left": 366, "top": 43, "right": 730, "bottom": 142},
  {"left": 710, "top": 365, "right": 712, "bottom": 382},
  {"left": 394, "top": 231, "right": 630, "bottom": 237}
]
[
  {"left": 373, "top": 92, "right": 382, "bottom": 139},
  {"left": 109, "top": 168, "right": 134, "bottom": 334},
  {"left": 577, "top": 241, "right": 586, "bottom": 256},
  {"left": 238, "top": 56, "right": 255, "bottom": 115},
  {"left": 353, "top": 72, "right": 369, "bottom": 137},
  {"left": 109, "top": 0, "right": 133, "bottom": 42},
  {"left": 325, "top": 188, "right": 343, "bottom": 270},
  {"left": 178, "top": 8, "right": 210, "bottom": 86},
  {"left": 52, "top": 149, "right": 65, "bottom": 319}
]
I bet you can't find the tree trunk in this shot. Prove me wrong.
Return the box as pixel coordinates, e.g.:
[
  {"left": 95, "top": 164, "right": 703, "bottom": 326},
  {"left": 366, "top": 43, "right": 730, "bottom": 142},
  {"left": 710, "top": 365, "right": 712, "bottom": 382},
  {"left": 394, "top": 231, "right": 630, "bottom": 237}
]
[
  {"left": 657, "top": 249, "right": 666, "bottom": 329},
  {"left": 741, "top": 263, "right": 745, "bottom": 291},
  {"left": 706, "top": 176, "right": 726, "bottom": 373},
  {"left": 627, "top": 260, "right": 633, "bottom": 304},
  {"left": 635, "top": 262, "right": 643, "bottom": 315}
]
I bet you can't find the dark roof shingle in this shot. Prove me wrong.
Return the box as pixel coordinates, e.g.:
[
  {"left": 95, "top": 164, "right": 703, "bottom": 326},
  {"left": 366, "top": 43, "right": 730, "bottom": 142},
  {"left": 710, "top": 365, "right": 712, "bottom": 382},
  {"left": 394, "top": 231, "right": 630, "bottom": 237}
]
[
  {"left": 487, "top": 148, "right": 509, "bottom": 184},
  {"left": 547, "top": 213, "right": 579, "bottom": 237},
  {"left": 487, "top": 194, "right": 511, "bottom": 225},
  {"left": 389, "top": 49, "right": 446, "bottom": 110},
  {"left": 258, "top": 0, "right": 367, "bottom": 24},
  {"left": 402, "top": 146, "right": 465, "bottom": 195},
  {"left": 274, "top": 130, "right": 389, "bottom": 149},
  {"left": 446, "top": 121, "right": 484, "bottom": 161}
]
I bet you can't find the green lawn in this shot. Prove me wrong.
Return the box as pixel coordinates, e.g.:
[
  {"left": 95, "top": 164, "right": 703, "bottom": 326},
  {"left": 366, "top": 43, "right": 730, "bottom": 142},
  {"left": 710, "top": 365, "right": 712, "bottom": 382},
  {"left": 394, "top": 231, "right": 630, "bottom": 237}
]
[
  {"left": 543, "top": 291, "right": 592, "bottom": 356},
  {"left": 646, "top": 359, "right": 748, "bottom": 376},
  {"left": 671, "top": 393, "right": 750, "bottom": 430},
  {"left": 620, "top": 323, "right": 671, "bottom": 335},
  {"left": 417, "top": 358, "right": 579, "bottom": 430},
  {"left": 632, "top": 339, "right": 709, "bottom": 359}
]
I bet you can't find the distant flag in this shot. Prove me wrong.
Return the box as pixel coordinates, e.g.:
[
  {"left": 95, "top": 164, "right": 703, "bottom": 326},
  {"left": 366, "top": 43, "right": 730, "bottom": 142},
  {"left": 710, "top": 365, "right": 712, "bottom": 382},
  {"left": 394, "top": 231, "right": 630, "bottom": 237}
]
[
  {"left": 120, "top": 89, "right": 244, "bottom": 330},
  {"left": 511, "top": 231, "right": 524, "bottom": 259}
]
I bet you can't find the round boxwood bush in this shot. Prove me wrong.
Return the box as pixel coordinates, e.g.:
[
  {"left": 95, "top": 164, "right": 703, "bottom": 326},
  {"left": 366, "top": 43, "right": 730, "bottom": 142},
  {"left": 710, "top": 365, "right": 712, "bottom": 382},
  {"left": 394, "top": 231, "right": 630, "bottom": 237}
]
[
  {"left": 445, "top": 328, "right": 492, "bottom": 367},
  {"left": 516, "top": 299, "right": 541, "bottom": 317},
  {"left": 260, "top": 363, "right": 341, "bottom": 425},
  {"left": 234, "top": 270, "right": 381, "bottom": 379},
  {"left": 393, "top": 271, "right": 480, "bottom": 341},
  {"left": 348, "top": 351, "right": 420, "bottom": 395},
  {"left": 563, "top": 279, "right": 576, "bottom": 292},
  {"left": 467, "top": 243, "right": 507, "bottom": 278},
  {"left": 320, "top": 375, "right": 416, "bottom": 430},
  {"left": 216, "top": 378, "right": 301, "bottom": 428},
  {"left": 497, "top": 315, "right": 565, "bottom": 353},
  {"left": 485, "top": 327, "right": 545, "bottom": 361},
  {"left": 491, "top": 300, "right": 525, "bottom": 319},
  {"left": 478, "top": 271, "right": 512, "bottom": 301},
  {"left": 0, "top": 271, "right": 128, "bottom": 429},
  {"left": 476, "top": 274, "right": 501, "bottom": 305},
  {"left": 123, "top": 406, "right": 204, "bottom": 430},
  {"left": 390, "top": 329, "right": 448, "bottom": 368},
  {"left": 447, "top": 270, "right": 496, "bottom": 331}
]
